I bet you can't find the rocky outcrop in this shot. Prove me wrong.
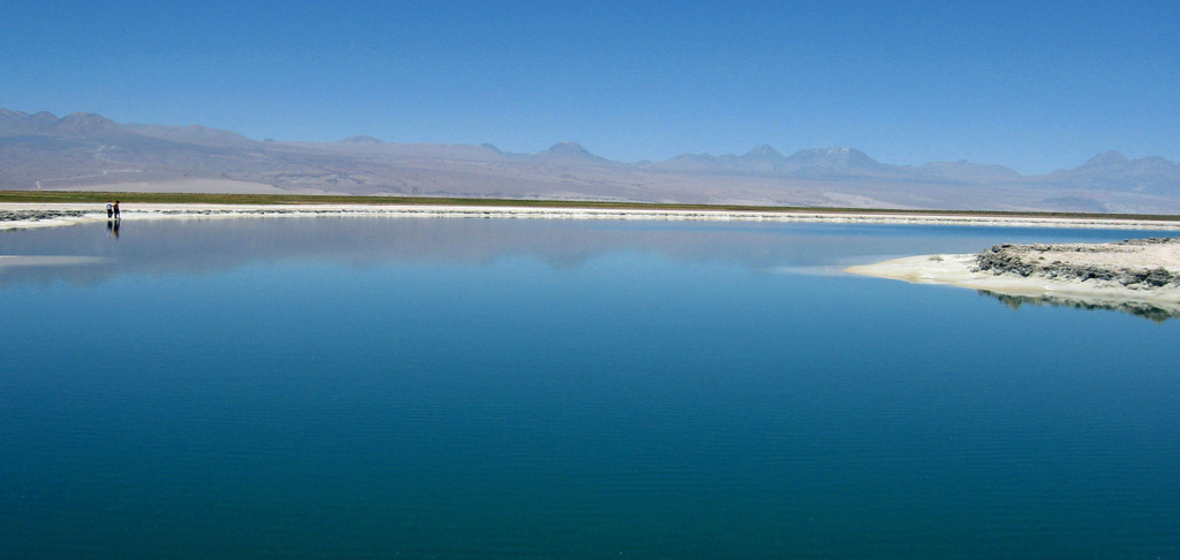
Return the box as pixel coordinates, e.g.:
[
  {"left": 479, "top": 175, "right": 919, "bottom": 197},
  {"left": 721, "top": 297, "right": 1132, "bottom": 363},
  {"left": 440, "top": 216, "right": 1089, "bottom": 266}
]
[{"left": 974, "top": 238, "right": 1180, "bottom": 289}]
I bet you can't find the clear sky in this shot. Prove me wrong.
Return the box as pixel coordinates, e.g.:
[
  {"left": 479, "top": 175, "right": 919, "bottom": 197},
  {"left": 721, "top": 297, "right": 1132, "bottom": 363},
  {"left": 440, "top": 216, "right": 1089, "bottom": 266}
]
[{"left": 2, "top": 0, "right": 1177, "bottom": 174}]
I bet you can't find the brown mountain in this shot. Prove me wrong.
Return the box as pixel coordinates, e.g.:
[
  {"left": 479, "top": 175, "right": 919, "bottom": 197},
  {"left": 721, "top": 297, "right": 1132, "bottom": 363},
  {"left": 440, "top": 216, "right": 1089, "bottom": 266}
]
[{"left": 2, "top": 109, "right": 1179, "bottom": 213}]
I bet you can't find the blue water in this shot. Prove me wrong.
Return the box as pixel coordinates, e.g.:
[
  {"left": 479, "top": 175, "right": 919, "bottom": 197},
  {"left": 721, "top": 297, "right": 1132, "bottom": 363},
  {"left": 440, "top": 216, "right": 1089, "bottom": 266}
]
[{"left": 2, "top": 217, "right": 1179, "bottom": 559}]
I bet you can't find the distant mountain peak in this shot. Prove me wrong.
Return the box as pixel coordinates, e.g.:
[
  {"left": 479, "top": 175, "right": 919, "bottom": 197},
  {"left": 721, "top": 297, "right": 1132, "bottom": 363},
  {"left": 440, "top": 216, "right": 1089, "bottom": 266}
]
[
  {"left": 54, "top": 111, "right": 125, "bottom": 137},
  {"left": 545, "top": 142, "right": 591, "bottom": 155},
  {"left": 785, "top": 147, "right": 884, "bottom": 171},
  {"left": 742, "top": 145, "right": 785, "bottom": 160},
  {"left": 1081, "top": 150, "right": 1130, "bottom": 168},
  {"left": 529, "top": 142, "right": 611, "bottom": 164},
  {"left": 339, "top": 135, "right": 383, "bottom": 143},
  {"left": 1094, "top": 149, "right": 1128, "bottom": 160},
  {"left": 0, "top": 108, "right": 32, "bottom": 130}
]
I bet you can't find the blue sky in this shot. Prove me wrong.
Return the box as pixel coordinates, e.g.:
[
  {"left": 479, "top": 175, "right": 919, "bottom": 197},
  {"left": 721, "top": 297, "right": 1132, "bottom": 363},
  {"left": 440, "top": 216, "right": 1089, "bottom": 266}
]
[{"left": 2, "top": 0, "right": 1177, "bottom": 173}]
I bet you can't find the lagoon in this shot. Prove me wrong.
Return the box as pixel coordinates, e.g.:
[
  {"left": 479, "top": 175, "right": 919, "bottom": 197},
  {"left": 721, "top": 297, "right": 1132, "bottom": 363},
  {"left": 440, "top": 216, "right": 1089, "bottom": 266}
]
[{"left": 2, "top": 216, "right": 1179, "bottom": 559}]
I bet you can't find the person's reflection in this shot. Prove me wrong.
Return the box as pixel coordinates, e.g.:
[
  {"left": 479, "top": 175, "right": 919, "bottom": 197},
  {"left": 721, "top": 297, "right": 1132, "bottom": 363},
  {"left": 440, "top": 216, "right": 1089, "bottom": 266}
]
[{"left": 107, "top": 218, "right": 120, "bottom": 239}]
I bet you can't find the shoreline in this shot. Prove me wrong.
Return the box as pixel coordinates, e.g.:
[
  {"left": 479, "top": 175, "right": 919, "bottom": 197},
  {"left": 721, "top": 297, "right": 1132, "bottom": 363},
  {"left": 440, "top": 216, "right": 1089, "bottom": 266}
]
[
  {"left": 4, "top": 202, "right": 1180, "bottom": 231},
  {"left": 845, "top": 239, "right": 1180, "bottom": 318}
]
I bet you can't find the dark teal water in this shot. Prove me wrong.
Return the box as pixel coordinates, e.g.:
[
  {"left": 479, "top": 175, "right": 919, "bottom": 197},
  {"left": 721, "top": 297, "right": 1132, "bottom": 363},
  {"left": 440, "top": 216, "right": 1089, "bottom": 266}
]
[{"left": 2, "top": 218, "right": 1179, "bottom": 559}]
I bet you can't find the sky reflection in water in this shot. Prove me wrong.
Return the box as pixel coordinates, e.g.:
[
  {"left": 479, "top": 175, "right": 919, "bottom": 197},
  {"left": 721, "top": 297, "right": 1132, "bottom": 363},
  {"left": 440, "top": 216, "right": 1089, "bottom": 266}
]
[{"left": 2, "top": 216, "right": 1179, "bottom": 559}]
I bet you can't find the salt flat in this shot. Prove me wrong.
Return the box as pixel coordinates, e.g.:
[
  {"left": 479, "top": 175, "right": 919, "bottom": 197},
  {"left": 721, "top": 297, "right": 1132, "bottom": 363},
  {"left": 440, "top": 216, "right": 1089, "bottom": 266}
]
[{"left": 4, "top": 202, "right": 1180, "bottom": 231}]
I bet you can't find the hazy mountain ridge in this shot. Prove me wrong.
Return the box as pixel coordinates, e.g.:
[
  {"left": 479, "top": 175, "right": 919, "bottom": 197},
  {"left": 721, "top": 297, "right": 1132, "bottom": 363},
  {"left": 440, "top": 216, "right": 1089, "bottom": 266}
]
[
  {"left": 0, "top": 109, "right": 128, "bottom": 138},
  {"left": 1038, "top": 150, "right": 1180, "bottom": 195},
  {"left": 338, "top": 135, "right": 384, "bottom": 144},
  {"left": 2, "top": 109, "right": 1179, "bottom": 213},
  {"left": 125, "top": 122, "right": 259, "bottom": 147},
  {"left": 907, "top": 160, "right": 1023, "bottom": 183},
  {"left": 648, "top": 145, "right": 1026, "bottom": 184}
]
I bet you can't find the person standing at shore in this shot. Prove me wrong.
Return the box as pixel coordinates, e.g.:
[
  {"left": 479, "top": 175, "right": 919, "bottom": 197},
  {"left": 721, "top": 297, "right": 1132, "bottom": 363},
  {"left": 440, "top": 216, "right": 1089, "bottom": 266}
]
[
  {"left": 106, "top": 201, "right": 113, "bottom": 220},
  {"left": 113, "top": 201, "right": 120, "bottom": 221}
]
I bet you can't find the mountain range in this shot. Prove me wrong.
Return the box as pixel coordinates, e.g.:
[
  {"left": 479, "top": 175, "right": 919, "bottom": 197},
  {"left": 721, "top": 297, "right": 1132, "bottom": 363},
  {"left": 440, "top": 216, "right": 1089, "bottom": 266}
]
[{"left": 3, "top": 109, "right": 1179, "bottom": 214}]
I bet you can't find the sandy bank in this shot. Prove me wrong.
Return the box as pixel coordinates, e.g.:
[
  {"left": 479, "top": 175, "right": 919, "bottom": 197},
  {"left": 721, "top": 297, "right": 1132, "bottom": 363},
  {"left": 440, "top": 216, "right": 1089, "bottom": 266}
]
[
  {"left": 4, "top": 202, "right": 1180, "bottom": 232},
  {"left": 846, "top": 238, "right": 1180, "bottom": 317},
  {"left": 0, "top": 255, "right": 108, "bottom": 268}
]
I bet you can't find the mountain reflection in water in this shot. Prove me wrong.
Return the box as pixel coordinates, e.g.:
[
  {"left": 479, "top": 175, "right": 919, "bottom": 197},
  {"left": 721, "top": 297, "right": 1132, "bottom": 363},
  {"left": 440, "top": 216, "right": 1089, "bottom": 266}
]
[
  {"left": 4, "top": 215, "right": 1177, "bottom": 308},
  {"left": 0, "top": 216, "right": 1053, "bottom": 286}
]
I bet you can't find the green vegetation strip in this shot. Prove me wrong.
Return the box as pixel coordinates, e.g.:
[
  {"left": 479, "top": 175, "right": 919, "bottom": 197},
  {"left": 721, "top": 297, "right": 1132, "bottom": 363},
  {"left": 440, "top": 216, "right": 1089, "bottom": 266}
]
[{"left": 1, "top": 190, "right": 1178, "bottom": 222}]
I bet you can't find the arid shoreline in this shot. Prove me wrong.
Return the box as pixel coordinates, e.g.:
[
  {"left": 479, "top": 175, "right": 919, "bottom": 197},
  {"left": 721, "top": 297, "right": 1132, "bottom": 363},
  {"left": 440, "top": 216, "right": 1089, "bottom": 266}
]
[{"left": 846, "top": 239, "right": 1180, "bottom": 318}]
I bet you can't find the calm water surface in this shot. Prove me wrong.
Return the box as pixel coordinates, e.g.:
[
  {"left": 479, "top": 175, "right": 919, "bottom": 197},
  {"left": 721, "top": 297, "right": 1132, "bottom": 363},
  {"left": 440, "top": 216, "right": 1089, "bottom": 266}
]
[{"left": 2, "top": 217, "right": 1178, "bottom": 559}]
